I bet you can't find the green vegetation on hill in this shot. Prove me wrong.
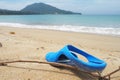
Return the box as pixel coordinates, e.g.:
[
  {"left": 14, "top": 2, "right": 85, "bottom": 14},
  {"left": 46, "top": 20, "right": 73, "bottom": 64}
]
[
  {"left": 0, "top": 9, "right": 35, "bottom": 15},
  {"left": 0, "top": 3, "right": 81, "bottom": 15}
]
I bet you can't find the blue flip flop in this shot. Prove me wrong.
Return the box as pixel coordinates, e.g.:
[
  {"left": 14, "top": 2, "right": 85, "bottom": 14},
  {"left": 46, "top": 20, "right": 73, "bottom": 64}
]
[{"left": 46, "top": 45, "right": 107, "bottom": 72}]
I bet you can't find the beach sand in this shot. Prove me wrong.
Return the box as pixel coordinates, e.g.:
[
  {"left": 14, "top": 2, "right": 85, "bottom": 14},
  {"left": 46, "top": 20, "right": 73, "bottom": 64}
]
[{"left": 0, "top": 26, "right": 120, "bottom": 80}]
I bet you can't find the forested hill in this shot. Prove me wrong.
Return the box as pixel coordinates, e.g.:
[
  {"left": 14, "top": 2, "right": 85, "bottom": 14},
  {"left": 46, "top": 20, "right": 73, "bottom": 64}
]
[
  {"left": 21, "top": 3, "right": 81, "bottom": 14},
  {"left": 0, "top": 9, "right": 35, "bottom": 15},
  {"left": 0, "top": 3, "right": 81, "bottom": 15}
]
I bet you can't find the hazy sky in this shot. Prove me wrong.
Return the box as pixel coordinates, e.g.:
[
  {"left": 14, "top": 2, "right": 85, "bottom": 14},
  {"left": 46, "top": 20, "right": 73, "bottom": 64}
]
[{"left": 0, "top": 0, "right": 120, "bottom": 15}]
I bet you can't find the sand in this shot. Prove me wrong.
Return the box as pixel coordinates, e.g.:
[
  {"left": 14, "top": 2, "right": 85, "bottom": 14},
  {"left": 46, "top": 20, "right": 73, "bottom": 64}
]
[{"left": 0, "top": 26, "right": 120, "bottom": 80}]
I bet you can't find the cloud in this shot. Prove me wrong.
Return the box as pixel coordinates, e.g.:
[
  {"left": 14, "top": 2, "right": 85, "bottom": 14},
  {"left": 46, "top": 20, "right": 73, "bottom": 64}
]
[
  {"left": 82, "top": 0, "right": 120, "bottom": 14},
  {"left": 0, "top": 0, "right": 39, "bottom": 10}
]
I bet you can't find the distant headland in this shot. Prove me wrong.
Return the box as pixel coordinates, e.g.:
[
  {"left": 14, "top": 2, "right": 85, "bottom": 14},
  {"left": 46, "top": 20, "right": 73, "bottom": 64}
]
[{"left": 0, "top": 3, "right": 82, "bottom": 15}]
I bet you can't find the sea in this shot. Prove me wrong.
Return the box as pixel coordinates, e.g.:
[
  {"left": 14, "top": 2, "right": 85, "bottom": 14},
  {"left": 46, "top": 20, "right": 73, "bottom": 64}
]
[{"left": 0, "top": 15, "right": 120, "bottom": 36}]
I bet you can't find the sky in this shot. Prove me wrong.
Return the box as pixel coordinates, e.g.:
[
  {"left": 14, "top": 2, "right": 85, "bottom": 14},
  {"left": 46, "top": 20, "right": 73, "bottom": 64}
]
[{"left": 0, "top": 0, "right": 120, "bottom": 15}]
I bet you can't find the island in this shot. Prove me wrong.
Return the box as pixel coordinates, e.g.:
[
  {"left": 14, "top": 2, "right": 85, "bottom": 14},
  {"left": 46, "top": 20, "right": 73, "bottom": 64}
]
[{"left": 0, "top": 3, "right": 81, "bottom": 15}]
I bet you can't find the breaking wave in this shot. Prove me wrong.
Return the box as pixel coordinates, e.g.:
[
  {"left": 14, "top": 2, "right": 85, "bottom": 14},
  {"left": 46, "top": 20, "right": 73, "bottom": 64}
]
[{"left": 0, "top": 22, "right": 120, "bottom": 36}]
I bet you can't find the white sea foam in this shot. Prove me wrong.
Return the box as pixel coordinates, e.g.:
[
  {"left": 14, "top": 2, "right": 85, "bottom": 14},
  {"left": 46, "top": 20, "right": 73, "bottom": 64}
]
[{"left": 0, "top": 22, "right": 120, "bottom": 36}]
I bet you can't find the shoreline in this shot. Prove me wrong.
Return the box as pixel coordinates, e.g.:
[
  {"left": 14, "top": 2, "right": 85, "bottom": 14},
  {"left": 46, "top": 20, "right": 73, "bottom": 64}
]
[
  {"left": 0, "top": 22, "right": 120, "bottom": 36},
  {"left": 0, "top": 25, "right": 120, "bottom": 38},
  {"left": 0, "top": 26, "right": 120, "bottom": 80}
]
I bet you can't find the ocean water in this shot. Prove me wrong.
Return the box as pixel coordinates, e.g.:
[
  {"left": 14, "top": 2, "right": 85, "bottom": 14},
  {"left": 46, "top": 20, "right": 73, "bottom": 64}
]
[{"left": 0, "top": 15, "right": 120, "bottom": 36}]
